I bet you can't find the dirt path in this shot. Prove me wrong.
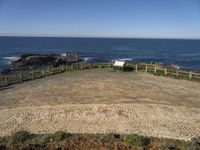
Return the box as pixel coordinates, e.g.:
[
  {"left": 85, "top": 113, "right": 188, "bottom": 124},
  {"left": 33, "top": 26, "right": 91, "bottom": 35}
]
[
  {"left": 0, "top": 69, "right": 200, "bottom": 140},
  {"left": 1, "top": 69, "right": 200, "bottom": 109},
  {"left": 0, "top": 104, "right": 199, "bottom": 141}
]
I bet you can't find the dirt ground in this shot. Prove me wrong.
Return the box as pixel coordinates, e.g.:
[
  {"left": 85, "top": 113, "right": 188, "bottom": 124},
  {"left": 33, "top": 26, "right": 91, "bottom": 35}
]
[{"left": 0, "top": 69, "right": 200, "bottom": 140}]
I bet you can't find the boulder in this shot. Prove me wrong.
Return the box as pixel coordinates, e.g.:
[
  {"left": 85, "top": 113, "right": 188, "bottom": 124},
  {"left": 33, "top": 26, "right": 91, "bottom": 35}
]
[{"left": 12, "top": 54, "right": 66, "bottom": 68}]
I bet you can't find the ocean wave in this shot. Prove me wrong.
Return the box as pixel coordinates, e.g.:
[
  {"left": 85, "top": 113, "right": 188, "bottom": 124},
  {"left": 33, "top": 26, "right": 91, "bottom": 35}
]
[
  {"left": 111, "top": 58, "right": 133, "bottom": 62},
  {"left": 3, "top": 56, "right": 20, "bottom": 61},
  {"left": 171, "top": 64, "right": 181, "bottom": 70},
  {"left": 82, "top": 57, "right": 93, "bottom": 62},
  {"left": 2, "top": 56, "right": 20, "bottom": 65},
  {"left": 118, "top": 58, "right": 133, "bottom": 61},
  {"left": 61, "top": 53, "right": 66, "bottom": 57}
]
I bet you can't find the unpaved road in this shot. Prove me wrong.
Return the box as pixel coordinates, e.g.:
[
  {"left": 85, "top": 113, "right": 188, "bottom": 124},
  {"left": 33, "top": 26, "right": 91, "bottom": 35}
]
[{"left": 0, "top": 69, "right": 200, "bottom": 140}]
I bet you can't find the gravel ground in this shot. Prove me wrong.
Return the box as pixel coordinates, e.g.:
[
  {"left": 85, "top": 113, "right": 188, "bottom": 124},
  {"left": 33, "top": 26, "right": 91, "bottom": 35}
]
[{"left": 0, "top": 69, "right": 199, "bottom": 140}]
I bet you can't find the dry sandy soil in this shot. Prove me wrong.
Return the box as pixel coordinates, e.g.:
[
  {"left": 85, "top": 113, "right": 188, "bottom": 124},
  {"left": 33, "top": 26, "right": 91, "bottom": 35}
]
[{"left": 0, "top": 69, "right": 200, "bottom": 140}]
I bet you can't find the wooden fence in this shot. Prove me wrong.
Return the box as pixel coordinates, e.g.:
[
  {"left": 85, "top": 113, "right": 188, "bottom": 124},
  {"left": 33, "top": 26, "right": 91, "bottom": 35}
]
[
  {"left": 0, "top": 62, "right": 200, "bottom": 87},
  {"left": 135, "top": 63, "right": 200, "bottom": 81}
]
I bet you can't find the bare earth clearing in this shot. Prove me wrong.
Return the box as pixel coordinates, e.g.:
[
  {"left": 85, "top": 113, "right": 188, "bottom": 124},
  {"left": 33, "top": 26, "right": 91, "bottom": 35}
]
[{"left": 0, "top": 69, "right": 200, "bottom": 140}]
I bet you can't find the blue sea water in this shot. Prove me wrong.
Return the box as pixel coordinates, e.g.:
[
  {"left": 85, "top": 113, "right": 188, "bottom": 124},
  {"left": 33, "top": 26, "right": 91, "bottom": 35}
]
[{"left": 0, "top": 36, "right": 200, "bottom": 71}]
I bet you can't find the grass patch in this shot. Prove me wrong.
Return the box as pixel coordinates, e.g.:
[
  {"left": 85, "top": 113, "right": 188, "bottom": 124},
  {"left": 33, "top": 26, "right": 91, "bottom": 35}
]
[
  {"left": 7, "top": 131, "right": 32, "bottom": 145},
  {"left": 31, "top": 131, "right": 72, "bottom": 145},
  {"left": 123, "top": 134, "right": 149, "bottom": 147},
  {"left": 102, "top": 133, "right": 117, "bottom": 143},
  {"left": 0, "top": 131, "right": 72, "bottom": 146},
  {"left": 0, "top": 131, "right": 199, "bottom": 149}
]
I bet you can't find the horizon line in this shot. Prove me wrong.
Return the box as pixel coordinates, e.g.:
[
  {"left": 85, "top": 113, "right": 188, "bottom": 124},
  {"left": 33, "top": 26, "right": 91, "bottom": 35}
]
[{"left": 0, "top": 35, "right": 200, "bottom": 40}]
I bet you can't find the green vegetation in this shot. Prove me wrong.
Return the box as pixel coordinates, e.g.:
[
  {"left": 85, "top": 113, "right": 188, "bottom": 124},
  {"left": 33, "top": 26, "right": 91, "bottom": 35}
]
[
  {"left": 30, "top": 131, "right": 72, "bottom": 145},
  {"left": 123, "top": 134, "right": 150, "bottom": 147},
  {"left": 3, "top": 131, "right": 33, "bottom": 145},
  {"left": 102, "top": 133, "right": 118, "bottom": 143},
  {"left": 0, "top": 131, "right": 199, "bottom": 149},
  {"left": 0, "top": 131, "right": 72, "bottom": 146}
]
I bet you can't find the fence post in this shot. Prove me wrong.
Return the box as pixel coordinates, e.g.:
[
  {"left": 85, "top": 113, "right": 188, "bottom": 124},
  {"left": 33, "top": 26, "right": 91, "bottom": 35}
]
[
  {"left": 19, "top": 73, "right": 22, "bottom": 82},
  {"left": 145, "top": 65, "right": 148, "bottom": 73},
  {"left": 164, "top": 68, "right": 167, "bottom": 76},
  {"left": 42, "top": 69, "right": 45, "bottom": 76},
  {"left": 189, "top": 71, "right": 192, "bottom": 79},
  {"left": 65, "top": 64, "right": 68, "bottom": 71},
  {"left": 31, "top": 71, "right": 34, "bottom": 79},
  {"left": 109, "top": 62, "right": 111, "bottom": 68},
  {"left": 80, "top": 63, "right": 83, "bottom": 70},
  {"left": 61, "top": 65, "right": 64, "bottom": 71},
  {"left": 5, "top": 76, "right": 8, "bottom": 85},
  {"left": 135, "top": 64, "right": 138, "bottom": 72},
  {"left": 99, "top": 63, "right": 101, "bottom": 69},
  {"left": 154, "top": 66, "right": 157, "bottom": 74},
  {"left": 71, "top": 65, "right": 74, "bottom": 70},
  {"left": 176, "top": 70, "right": 179, "bottom": 77}
]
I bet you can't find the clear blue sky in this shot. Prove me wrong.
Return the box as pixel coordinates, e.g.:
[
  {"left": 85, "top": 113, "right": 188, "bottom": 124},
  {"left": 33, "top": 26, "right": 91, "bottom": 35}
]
[{"left": 0, "top": 0, "right": 200, "bottom": 39}]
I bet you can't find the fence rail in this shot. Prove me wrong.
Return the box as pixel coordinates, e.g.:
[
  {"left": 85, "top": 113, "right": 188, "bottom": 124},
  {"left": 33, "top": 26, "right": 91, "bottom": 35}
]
[
  {"left": 0, "top": 63, "right": 200, "bottom": 87},
  {"left": 136, "top": 63, "right": 200, "bottom": 81}
]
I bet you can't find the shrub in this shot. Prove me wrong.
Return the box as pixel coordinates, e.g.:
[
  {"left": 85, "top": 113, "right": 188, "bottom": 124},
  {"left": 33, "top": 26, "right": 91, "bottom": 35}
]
[
  {"left": 31, "top": 131, "right": 72, "bottom": 145},
  {"left": 0, "top": 137, "right": 7, "bottom": 145},
  {"left": 101, "top": 133, "right": 117, "bottom": 143},
  {"left": 189, "top": 137, "right": 200, "bottom": 150},
  {"left": 124, "top": 134, "right": 150, "bottom": 146},
  {"left": 31, "top": 134, "right": 51, "bottom": 145},
  {"left": 51, "top": 131, "right": 72, "bottom": 141},
  {"left": 7, "top": 131, "right": 32, "bottom": 145}
]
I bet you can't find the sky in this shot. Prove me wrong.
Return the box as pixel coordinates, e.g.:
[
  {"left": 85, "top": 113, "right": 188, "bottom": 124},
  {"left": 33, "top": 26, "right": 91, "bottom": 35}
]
[{"left": 0, "top": 0, "right": 200, "bottom": 39}]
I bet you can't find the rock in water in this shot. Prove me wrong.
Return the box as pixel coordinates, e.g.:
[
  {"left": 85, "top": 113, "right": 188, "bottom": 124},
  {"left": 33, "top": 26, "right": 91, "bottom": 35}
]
[{"left": 12, "top": 54, "right": 66, "bottom": 68}]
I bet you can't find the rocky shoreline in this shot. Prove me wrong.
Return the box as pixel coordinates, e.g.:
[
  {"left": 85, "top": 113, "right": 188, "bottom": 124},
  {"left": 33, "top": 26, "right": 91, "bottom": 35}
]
[{"left": 1, "top": 54, "right": 83, "bottom": 75}]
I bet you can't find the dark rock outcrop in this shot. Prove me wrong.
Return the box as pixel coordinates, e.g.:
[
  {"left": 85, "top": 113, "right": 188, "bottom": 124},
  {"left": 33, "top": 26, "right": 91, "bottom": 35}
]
[{"left": 12, "top": 54, "right": 66, "bottom": 68}]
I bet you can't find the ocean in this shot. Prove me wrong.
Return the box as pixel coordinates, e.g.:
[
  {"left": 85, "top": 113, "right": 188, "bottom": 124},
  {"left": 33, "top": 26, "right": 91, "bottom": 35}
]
[{"left": 0, "top": 36, "right": 200, "bottom": 71}]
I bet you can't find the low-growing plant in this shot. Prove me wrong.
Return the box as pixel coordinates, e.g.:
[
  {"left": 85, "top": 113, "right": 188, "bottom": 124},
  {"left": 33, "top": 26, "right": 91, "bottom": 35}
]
[
  {"left": 123, "top": 134, "right": 150, "bottom": 147},
  {"left": 31, "top": 134, "right": 51, "bottom": 145},
  {"left": 50, "top": 131, "right": 72, "bottom": 141},
  {"left": 7, "top": 131, "right": 32, "bottom": 145},
  {"left": 30, "top": 131, "right": 72, "bottom": 145},
  {"left": 189, "top": 137, "right": 200, "bottom": 150},
  {"left": 0, "top": 137, "right": 7, "bottom": 145},
  {"left": 101, "top": 133, "right": 118, "bottom": 143}
]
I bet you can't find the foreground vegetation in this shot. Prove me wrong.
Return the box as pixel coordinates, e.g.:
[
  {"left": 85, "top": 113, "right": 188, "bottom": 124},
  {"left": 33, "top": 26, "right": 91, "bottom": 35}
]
[{"left": 0, "top": 131, "right": 199, "bottom": 150}]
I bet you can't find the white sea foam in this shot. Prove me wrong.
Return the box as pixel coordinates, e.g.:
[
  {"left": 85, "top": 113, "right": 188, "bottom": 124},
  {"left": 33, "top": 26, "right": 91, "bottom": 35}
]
[
  {"left": 171, "top": 64, "right": 181, "bottom": 70},
  {"left": 111, "top": 58, "right": 133, "bottom": 62},
  {"left": 2, "top": 56, "right": 20, "bottom": 65},
  {"left": 3, "top": 56, "right": 20, "bottom": 61},
  {"left": 82, "top": 57, "right": 93, "bottom": 62},
  {"left": 61, "top": 53, "right": 66, "bottom": 57},
  {"left": 118, "top": 58, "right": 132, "bottom": 61}
]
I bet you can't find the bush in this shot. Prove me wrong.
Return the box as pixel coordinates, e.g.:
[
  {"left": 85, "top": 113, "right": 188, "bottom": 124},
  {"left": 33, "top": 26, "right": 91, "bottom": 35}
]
[
  {"left": 101, "top": 133, "right": 119, "bottom": 143},
  {"left": 51, "top": 131, "right": 72, "bottom": 141},
  {"left": 31, "top": 134, "right": 51, "bottom": 145},
  {"left": 190, "top": 137, "right": 200, "bottom": 150},
  {"left": 7, "top": 131, "right": 32, "bottom": 145},
  {"left": 0, "top": 137, "right": 7, "bottom": 145},
  {"left": 31, "top": 131, "right": 72, "bottom": 145},
  {"left": 124, "top": 134, "right": 146, "bottom": 147}
]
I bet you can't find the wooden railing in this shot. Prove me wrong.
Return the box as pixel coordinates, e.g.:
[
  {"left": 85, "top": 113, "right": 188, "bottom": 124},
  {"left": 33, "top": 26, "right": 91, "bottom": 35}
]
[
  {"left": 0, "top": 62, "right": 200, "bottom": 87},
  {"left": 134, "top": 63, "right": 200, "bottom": 81}
]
